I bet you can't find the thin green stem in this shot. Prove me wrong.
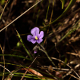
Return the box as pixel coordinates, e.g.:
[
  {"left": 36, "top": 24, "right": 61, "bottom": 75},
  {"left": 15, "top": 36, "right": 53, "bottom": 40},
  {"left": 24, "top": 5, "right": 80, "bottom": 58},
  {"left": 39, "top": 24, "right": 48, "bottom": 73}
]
[
  {"left": 38, "top": 44, "right": 56, "bottom": 67},
  {"left": 45, "top": 2, "right": 50, "bottom": 19},
  {"left": 0, "top": 1, "right": 8, "bottom": 20},
  {"left": 16, "top": 30, "right": 33, "bottom": 60},
  {"left": 48, "top": 19, "right": 80, "bottom": 52},
  {"left": 45, "top": 0, "right": 76, "bottom": 27}
]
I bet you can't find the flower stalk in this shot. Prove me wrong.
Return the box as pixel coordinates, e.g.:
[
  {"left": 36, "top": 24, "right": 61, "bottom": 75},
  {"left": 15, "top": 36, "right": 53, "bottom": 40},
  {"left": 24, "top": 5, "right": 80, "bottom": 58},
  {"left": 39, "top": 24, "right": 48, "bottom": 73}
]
[{"left": 16, "top": 30, "right": 33, "bottom": 60}]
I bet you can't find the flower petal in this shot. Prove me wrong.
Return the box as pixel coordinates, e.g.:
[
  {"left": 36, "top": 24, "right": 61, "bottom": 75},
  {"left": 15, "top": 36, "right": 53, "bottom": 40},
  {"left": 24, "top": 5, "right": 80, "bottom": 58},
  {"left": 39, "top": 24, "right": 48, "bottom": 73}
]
[
  {"left": 30, "top": 39, "right": 36, "bottom": 44},
  {"left": 27, "top": 35, "right": 33, "bottom": 41},
  {"left": 27, "top": 35, "right": 36, "bottom": 44},
  {"left": 38, "top": 31, "right": 44, "bottom": 39},
  {"left": 34, "top": 50, "right": 37, "bottom": 54},
  {"left": 31, "top": 27, "right": 39, "bottom": 36},
  {"left": 37, "top": 38, "right": 43, "bottom": 43}
]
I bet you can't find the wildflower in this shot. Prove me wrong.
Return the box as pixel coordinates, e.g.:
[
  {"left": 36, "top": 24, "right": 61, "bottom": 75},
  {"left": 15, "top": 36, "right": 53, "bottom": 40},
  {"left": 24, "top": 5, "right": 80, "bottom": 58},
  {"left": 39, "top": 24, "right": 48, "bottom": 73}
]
[
  {"left": 34, "top": 50, "right": 37, "bottom": 54},
  {"left": 27, "top": 27, "right": 44, "bottom": 44},
  {"left": 33, "top": 44, "right": 39, "bottom": 53}
]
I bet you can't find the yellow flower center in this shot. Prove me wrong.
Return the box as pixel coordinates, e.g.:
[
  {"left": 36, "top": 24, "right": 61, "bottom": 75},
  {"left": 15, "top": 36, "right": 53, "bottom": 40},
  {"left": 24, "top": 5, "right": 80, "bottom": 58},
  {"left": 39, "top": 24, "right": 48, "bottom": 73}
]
[{"left": 35, "top": 36, "right": 38, "bottom": 40}]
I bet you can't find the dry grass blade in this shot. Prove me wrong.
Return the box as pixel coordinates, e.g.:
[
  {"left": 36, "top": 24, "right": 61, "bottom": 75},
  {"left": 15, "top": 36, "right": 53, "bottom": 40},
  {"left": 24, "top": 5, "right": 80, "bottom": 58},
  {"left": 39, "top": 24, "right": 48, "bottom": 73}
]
[
  {"left": 0, "top": 64, "right": 13, "bottom": 75},
  {"left": 51, "top": 57, "right": 80, "bottom": 79},
  {"left": 0, "top": 0, "right": 42, "bottom": 32},
  {"left": 21, "top": 56, "right": 38, "bottom": 80}
]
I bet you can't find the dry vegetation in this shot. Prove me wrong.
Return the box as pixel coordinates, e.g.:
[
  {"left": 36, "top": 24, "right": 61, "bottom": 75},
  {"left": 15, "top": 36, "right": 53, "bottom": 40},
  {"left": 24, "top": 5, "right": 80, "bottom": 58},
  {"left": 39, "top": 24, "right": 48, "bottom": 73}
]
[{"left": 0, "top": 0, "right": 80, "bottom": 80}]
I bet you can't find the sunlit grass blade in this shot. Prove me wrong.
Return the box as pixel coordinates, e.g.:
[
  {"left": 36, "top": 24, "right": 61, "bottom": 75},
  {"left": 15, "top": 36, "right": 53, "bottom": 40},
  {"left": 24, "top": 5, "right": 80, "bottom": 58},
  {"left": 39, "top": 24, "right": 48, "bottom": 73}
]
[
  {"left": 0, "top": 62, "right": 24, "bottom": 68},
  {"left": 0, "top": 54, "right": 31, "bottom": 61}
]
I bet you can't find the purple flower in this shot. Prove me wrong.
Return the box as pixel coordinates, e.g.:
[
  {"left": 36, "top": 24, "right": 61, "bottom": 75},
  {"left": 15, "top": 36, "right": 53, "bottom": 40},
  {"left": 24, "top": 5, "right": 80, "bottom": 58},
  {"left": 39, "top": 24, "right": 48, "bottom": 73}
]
[
  {"left": 27, "top": 27, "right": 44, "bottom": 44},
  {"left": 34, "top": 50, "right": 37, "bottom": 54}
]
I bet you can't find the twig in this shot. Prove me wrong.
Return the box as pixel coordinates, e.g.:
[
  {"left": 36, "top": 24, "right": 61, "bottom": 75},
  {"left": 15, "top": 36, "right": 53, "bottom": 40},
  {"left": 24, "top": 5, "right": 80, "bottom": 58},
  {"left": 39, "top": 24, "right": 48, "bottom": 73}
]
[
  {"left": 67, "top": 52, "right": 80, "bottom": 58},
  {"left": 70, "top": 74, "right": 79, "bottom": 80},
  {"left": 62, "top": 69, "right": 72, "bottom": 78},
  {"left": 63, "top": 69, "right": 79, "bottom": 80},
  {"left": 52, "top": 67, "right": 69, "bottom": 71}
]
